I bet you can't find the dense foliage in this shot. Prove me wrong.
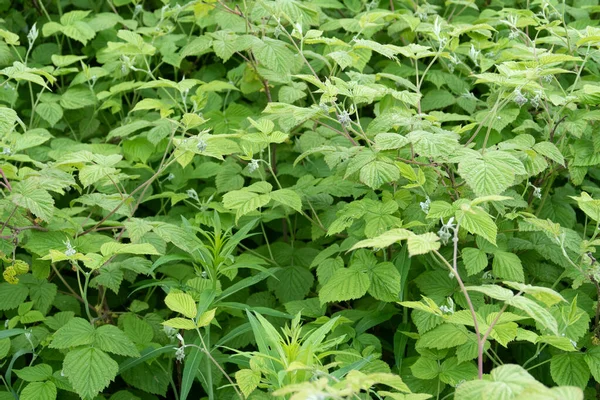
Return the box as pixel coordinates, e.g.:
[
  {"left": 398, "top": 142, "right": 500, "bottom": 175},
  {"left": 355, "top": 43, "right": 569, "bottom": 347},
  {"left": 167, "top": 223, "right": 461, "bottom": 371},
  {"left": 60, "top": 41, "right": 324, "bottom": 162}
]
[{"left": 1, "top": 0, "right": 600, "bottom": 398}]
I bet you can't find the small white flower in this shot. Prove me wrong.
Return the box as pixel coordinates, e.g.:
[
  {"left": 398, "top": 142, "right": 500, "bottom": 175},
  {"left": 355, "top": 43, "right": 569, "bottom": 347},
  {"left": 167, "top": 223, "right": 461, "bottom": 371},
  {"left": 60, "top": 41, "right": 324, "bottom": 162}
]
[
  {"left": 166, "top": 173, "right": 175, "bottom": 181},
  {"left": 439, "top": 305, "right": 454, "bottom": 314},
  {"left": 163, "top": 325, "right": 177, "bottom": 339},
  {"left": 201, "top": 270, "right": 208, "bottom": 279},
  {"left": 419, "top": 197, "right": 431, "bottom": 214},
  {"left": 133, "top": 4, "right": 143, "bottom": 16},
  {"left": 294, "top": 23, "right": 303, "bottom": 35},
  {"left": 64, "top": 239, "right": 76, "bottom": 257},
  {"left": 543, "top": 75, "right": 553, "bottom": 83},
  {"left": 462, "top": 91, "right": 477, "bottom": 100},
  {"left": 469, "top": 45, "right": 480, "bottom": 65},
  {"left": 337, "top": 110, "right": 352, "bottom": 127},
  {"left": 533, "top": 186, "right": 542, "bottom": 199},
  {"left": 432, "top": 16, "right": 442, "bottom": 39},
  {"left": 176, "top": 333, "right": 185, "bottom": 345},
  {"left": 186, "top": 189, "right": 199, "bottom": 201},
  {"left": 2, "top": 147, "right": 11, "bottom": 155},
  {"left": 196, "top": 139, "right": 207, "bottom": 152},
  {"left": 513, "top": 88, "right": 528, "bottom": 107},
  {"left": 508, "top": 30, "right": 520, "bottom": 40},
  {"left": 27, "top": 23, "right": 38, "bottom": 46},
  {"left": 248, "top": 159, "right": 260, "bottom": 173},
  {"left": 175, "top": 346, "right": 185, "bottom": 362}
]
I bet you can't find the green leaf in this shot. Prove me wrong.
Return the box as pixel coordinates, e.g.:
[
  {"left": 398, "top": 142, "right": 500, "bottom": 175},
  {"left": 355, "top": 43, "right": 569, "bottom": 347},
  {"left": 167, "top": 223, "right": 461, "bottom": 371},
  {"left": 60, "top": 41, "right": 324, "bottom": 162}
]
[
  {"left": 253, "top": 38, "right": 295, "bottom": 74},
  {"left": 60, "top": 87, "right": 96, "bottom": 109},
  {"left": 458, "top": 150, "right": 526, "bottom": 197},
  {"left": 570, "top": 192, "right": 600, "bottom": 222},
  {"left": 462, "top": 248, "right": 488, "bottom": 275},
  {"left": 35, "top": 103, "right": 63, "bottom": 126},
  {"left": 584, "top": 347, "right": 600, "bottom": 383},
  {"left": 410, "top": 357, "right": 439, "bottom": 380},
  {"left": 465, "top": 285, "right": 514, "bottom": 301},
  {"left": 100, "top": 242, "right": 160, "bottom": 257},
  {"left": 94, "top": 325, "right": 140, "bottom": 357},
  {"left": 223, "top": 188, "right": 271, "bottom": 221},
  {"left": 235, "top": 369, "right": 260, "bottom": 398},
  {"left": 367, "top": 262, "right": 401, "bottom": 302},
  {"left": 14, "top": 364, "right": 53, "bottom": 382},
  {"left": 492, "top": 251, "right": 524, "bottom": 282},
  {"left": 418, "top": 324, "right": 469, "bottom": 349},
  {"left": 270, "top": 265, "right": 314, "bottom": 302},
  {"left": 456, "top": 205, "right": 497, "bottom": 245},
  {"left": 20, "top": 381, "right": 57, "bottom": 400},
  {"left": 162, "top": 318, "right": 197, "bottom": 330},
  {"left": 164, "top": 292, "right": 197, "bottom": 319},
  {"left": 534, "top": 142, "right": 564, "bottom": 166},
  {"left": 506, "top": 296, "right": 558, "bottom": 335},
  {"left": 63, "top": 347, "right": 118, "bottom": 399},
  {"left": 319, "top": 267, "right": 370, "bottom": 304},
  {"left": 50, "top": 317, "right": 95, "bottom": 349},
  {"left": 270, "top": 189, "right": 302, "bottom": 212},
  {"left": 550, "top": 353, "right": 590, "bottom": 388},
  {"left": 0, "top": 283, "right": 29, "bottom": 310},
  {"left": 359, "top": 159, "right": 400, "bottom": 189},
  {"left": 454, "top": 364, "right": 548, "bottom": 400},
  {"left": 407, "top": 232, "right": 440, "bottom": 256},
  {"left": 439, "top": 357, "right": 478, "bottom": 385},
  {"left": 10, "top": 180, "right": 55, "bottom": 222}
]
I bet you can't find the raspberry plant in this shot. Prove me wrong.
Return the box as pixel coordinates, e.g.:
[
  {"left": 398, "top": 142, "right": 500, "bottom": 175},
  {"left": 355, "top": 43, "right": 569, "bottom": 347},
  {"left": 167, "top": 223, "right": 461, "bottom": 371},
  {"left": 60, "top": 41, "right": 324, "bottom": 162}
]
[{"left": 0, "top": 0, "right": 600, "bottom": 399}]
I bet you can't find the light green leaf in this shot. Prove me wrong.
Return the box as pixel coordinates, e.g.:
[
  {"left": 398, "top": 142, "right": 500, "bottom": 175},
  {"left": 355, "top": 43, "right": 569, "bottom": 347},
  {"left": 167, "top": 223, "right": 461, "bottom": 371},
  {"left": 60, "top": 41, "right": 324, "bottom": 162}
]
[
  {"left": 359, "top": 159, "right": 400, "bottom": 189},
  {"left": 10, "top": 180, "right": 54, "bottom": 222},
  {"left": 367, "top": 262, "right": 401, "bottom": 302},
  {"left": 253, "top": 38, "right": 295, "bottom": 74},
  {"left": 492, "top": 251, "right": 524, "bottom": 282},
  {"left": 100, "top": 242, "right": 160, "bottom": 257},
  {"left": 456, "top": 204, "right": 497, "bottom": 245},
  {"left": 164, "top": 292, "right": 197, "bottom": 319},
  {"left": 458, "top": 151, "right": 526, "bottom": 197},
  {"left": 270, "top": 189, "right": 302, "bottom": 212},
  {"left": 462, "top": 248, "right": 488, "bottom": 275},
  {"left": 506, "top": 296, "right": 558, "bottom": 335},
  {"left": 35, "top": 103, "right": 62, "bottom": 127},
  {"left": 407, "top": 232, "right": 440, "bottom": 256},
  {"left": 235, "top": 369, "right": 260, "bottom": 398},
  {"left": 533, "top": 142, "right": 564, "bottom": 166},
  {"left": 162, "top": 317, "right": 198, "bottom": 330},
  {"left": 418, "top": 324, "right": 469, "bottom": 349}
]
